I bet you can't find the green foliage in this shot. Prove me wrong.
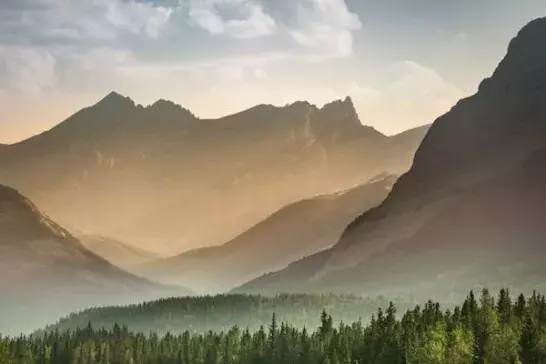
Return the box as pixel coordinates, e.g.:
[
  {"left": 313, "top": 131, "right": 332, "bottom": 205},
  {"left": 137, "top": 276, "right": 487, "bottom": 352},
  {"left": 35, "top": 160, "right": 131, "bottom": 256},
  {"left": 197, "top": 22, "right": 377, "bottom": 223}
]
[
  {"left": 2, "top": 289, "right": 546, "bottom": 364},
  {"left": 0, "top": 338, "right": 14, "bottom": 364},
  {"left": 45, "top": 294, "right": 402, "bottom": 335},
  {"left": 446, "top": 325, "right": 474, "bottom": 364}
]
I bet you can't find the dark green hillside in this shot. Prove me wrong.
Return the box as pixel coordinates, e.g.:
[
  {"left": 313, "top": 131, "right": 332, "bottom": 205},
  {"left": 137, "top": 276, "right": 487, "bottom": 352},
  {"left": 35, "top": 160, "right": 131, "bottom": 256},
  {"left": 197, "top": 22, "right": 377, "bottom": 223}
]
[
  {"left": 3, "top": 289, "right": 545, "bottom": 364},
  {"left": 45, "top": 294, "right": 416, "bottom": 335}
]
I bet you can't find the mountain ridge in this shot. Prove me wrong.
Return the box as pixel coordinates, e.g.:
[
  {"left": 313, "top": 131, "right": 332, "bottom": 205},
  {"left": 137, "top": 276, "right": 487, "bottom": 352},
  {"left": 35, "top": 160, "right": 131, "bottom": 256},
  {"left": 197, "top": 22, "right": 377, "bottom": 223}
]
[
  {"left": 234, "top": 17, "right": 546, "bottom": 299},
  {"left": 0, "top": 93, "right": 427, "bottom": 254},
  {"left": 0, "top": 183, "right": 193, "bottom": 334},
  {"left": 136, "top": 174, "right": 397, "bottom": 293}
]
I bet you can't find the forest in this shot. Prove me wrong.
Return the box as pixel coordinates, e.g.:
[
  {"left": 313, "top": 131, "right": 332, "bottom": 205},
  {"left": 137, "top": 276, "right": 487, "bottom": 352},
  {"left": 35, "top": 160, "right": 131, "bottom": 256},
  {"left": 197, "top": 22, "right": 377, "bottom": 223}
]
[
  {"left": 46, "top": 294, "right": 415, "bottom": 335},
  {"left": 2, "top": 289, "right": 545, "bottom": 364}
]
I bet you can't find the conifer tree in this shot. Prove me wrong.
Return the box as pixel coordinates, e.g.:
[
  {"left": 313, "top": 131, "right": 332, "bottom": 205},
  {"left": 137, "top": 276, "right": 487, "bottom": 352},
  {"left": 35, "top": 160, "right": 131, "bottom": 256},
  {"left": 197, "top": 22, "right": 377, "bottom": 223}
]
[
  {"left": 519, "top": 312, "right": 540, "bottom": 364},
  {"left": 0, "top": 338, "right": 13, "bottom": 364}
]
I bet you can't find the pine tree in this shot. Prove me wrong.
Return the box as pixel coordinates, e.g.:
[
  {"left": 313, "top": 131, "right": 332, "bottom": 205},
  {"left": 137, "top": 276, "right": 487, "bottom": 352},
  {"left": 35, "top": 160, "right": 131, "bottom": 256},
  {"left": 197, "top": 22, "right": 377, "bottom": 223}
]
[
  {"left": 496, "top": 288, "right": 512, "bottom": 325},
  {"left": 519, "top": 312, "right": 540, "bottom": 364},
  {"left": 515, "top": 294, "right": 527, "bottom": 320},
  {"left": 268, "top": 313, "right": 278, "bottom": 352},
  {"left": 446, "top": 325, "right": 474, "bottom": 364},
  {"left": 3, "top": 289, "right": 546, "bottom": 364},
  {"left": 0, "top": 338, "right": 13, "bottom": 364}
]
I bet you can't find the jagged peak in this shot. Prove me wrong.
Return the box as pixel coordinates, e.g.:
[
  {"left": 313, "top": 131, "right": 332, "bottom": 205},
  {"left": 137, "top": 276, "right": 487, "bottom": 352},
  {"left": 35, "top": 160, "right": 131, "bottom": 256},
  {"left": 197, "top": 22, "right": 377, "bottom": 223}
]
[
  {"left": 0, "top": 184, "right": 79, "bottom": 241},
  {"left": 284, "top": 100, "right": 315, "bottom": 109},
  {"left": 150, "top": 99, "right": 179, "bottom": 108},
  {"left": 483, "top": 17, "right": 546, "bottom": 90},
  {"left": 315, "top": 96, "right": 363, "bottom": 128},
  {"left": 319, "top": 96, "right": 356, "bottom": 113},
  {"left": 96, "top": 91, "right": 136, "bottom": 108},
  {"left": 0, "top": 184, "right": 51, "bottom": 223},
  {"left": 147, "top": 99, "right": 196, "bottom": 118},
  {"left": 0, "top": 184, "right": 26, "bottom": 204}
]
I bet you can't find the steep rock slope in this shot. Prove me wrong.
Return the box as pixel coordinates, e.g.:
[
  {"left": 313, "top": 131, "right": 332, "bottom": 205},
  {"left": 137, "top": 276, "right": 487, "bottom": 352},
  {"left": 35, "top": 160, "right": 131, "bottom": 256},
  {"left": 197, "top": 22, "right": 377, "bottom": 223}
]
[
  {"left": 0, "top": 96, "right": 427, "bottom": 254},
  {"left": 235, "top": 18, "right": 546, "bottom": 299},
  {"left": 137, "top": 174, "right": 397, "bottom": 293}
]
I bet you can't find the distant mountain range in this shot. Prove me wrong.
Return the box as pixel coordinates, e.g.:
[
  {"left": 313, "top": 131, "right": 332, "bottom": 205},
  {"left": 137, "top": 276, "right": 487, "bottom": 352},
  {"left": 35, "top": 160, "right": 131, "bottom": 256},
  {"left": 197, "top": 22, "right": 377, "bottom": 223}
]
[
  {"left": 0, "top": 184, "right": 191, "bottom": 335},
  {"left": 137, "top": 174, "right": 397, "bottom": 293},
  {"left": 0, "top": 96, "right": 428, "bottom": 255},
  {"left": 234, "top": 17, "right": 546, "bottom": 300}
]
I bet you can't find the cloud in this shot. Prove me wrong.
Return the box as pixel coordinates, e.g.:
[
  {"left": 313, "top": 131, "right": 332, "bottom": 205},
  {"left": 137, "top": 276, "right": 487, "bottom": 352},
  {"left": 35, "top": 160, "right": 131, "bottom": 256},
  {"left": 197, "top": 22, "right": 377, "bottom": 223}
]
[
  {"left": 60, "top": 47, "right": 138, "bottom": 92},
  {"left": 0, "top": 0, "right": 177, "bottom": 44},
  {"left": 0, "top": 0, "right": 179, "bottom": 98},
  {"left": 290, "top": 0, "right": 362, "bottom": 57},
  {"left": 346, "top": 82, "right": 382, "bottom": 105},
  {"left": 104, "top": 0, "right": 174, "bottom": 38},
  {"left": 385, "top": 61, "right": 464, "bottom": 103},
  {"left": 0, "top": 46, "right": 56, "bottom": 96},
  {"left": 351, "top": 61, "right": 465, "bottom": 132},
  {"left": 188, "top": 0, "right": 277, "bottom": 39}
]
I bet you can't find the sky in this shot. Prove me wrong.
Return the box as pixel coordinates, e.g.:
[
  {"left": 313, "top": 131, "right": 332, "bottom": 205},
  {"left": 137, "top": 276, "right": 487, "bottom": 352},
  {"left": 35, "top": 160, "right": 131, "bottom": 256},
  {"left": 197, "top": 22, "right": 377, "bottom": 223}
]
[{"left": 0, "top": 0, "right": 545, "bottom": 143}]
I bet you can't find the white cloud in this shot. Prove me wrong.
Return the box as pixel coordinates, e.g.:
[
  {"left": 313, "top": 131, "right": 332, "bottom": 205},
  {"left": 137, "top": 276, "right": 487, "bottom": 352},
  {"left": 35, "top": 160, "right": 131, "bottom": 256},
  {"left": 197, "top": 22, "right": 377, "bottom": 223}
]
[
  {"left": 290, "top": 0, "right": 362, "bottom": 57},
  {"left": 0, "top": 0, "right": 177, "bottom": 43},
  {"left": 104, "top": 0, "right": 174, "bottom": 39},
  {"left": 346, "top": 82, "right": 382, "bottom": 105},
  {"left": 385, "top": 61, "right": 463, "bottom": 102},
  {"left": 0, "top": 46, "right": 56, "bottom": 96},
  {"left": 351, "top": 61, "right": 465, "bottom": 132},
  {"left": 60, "top": 47, "right": 138, "bottom": 93},
  {"left": 0, "top": 0, "right": 179, "bottom": 98},
  {"left": 188, "top": 0, "right": 277, "bottom": 39}
]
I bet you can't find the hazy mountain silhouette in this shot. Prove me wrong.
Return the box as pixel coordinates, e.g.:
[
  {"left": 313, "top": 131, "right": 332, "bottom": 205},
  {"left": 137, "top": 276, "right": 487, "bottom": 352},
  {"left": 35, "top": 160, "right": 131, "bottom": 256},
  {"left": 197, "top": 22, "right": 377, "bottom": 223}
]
[
  {"left": 0, "top": 95, "right": 427, "bottom": 255},
  {"left": 0, "top": 184, "right": 191, "bottom": 334},
  {"left": 137, "top": 174, "right": 397, "bottom": 293},
  {"left": 234, "top": 18, "right": 546, "bottom": 300},
  {"left": 79, "top": 235, "right": 159, "bottom": 270}
]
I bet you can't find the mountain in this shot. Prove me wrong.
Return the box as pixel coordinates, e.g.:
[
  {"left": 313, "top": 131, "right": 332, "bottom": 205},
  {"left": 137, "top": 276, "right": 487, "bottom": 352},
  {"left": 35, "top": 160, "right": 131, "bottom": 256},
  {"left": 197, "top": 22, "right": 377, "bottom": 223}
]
[
  {"left": 136, "top": 174, "right": 397, "bottom": 293},
  {"left": 0, "top": 184, "right": 190, "bottom": 334},
  {"left": 234, "top": 18, "right": 546, "bottom": 300},
  {"left": 0, "top": 96, "right": 427, "bottom": 255},
  {"left": 79, "top": 235, "right": 159, "bottom": 270}
]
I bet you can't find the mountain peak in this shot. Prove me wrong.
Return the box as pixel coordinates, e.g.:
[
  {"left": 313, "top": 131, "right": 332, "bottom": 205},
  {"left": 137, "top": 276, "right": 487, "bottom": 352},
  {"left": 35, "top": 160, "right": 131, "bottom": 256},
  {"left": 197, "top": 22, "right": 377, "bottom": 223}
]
[
  {"left": 147, "top": 99, "right": 196, "bottom": 119},
  {"left": 150, "top": 99, "right": 179, "bottom": 108},
  {"left": 319, "top": 96, "right": 357, "bottom": 116},
  {"left": 343, "top": 95, "right": 354, "bottom": 106},
  {"left": 0, "top": 184, "right": 25, "bottom": 204},
  {"left": 316, "top": 96, "right": 364, "bottom": 129},
  {"left": 480, "top": 17, "right": 546, "bottom": 92},
  {"left": 0, "top": 184, "right": 73, "bottom": 241},
  {"left": 96, "top": 91, "right": 136, "bottom": 108}
]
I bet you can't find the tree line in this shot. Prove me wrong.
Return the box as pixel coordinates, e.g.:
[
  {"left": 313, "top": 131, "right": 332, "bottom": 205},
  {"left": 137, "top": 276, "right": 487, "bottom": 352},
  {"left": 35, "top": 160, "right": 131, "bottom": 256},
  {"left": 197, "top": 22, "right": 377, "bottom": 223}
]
[
  {"left": 1, "top": 289, "right": 545, "bottom": 364},
  {"left": 46, "top": 293, "right": 409, "bottom": 335}
]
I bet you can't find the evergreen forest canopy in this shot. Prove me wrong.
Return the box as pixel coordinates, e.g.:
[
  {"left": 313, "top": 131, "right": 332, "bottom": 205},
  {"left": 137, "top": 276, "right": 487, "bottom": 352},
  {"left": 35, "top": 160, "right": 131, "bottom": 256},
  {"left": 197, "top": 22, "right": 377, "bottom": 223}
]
[
  {"left": 2, "top": 289, "right": 545, "bottom": 364},
  {"left": 45, "top": 294, "right": 413, "bottom": 335}
]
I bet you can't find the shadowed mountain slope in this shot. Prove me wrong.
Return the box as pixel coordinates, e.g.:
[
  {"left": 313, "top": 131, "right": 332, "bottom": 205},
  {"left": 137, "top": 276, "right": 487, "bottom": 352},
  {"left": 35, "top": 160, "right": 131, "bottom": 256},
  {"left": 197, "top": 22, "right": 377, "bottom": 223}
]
[
  {"left": 0, "top": 184, "right": 191, "bottom": 334},
  {"left": 137, "top": 174, "right": 397, "bottom": 293},
  {"left": 234, "top": 18, "right": 546, "bottom": 300}
]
